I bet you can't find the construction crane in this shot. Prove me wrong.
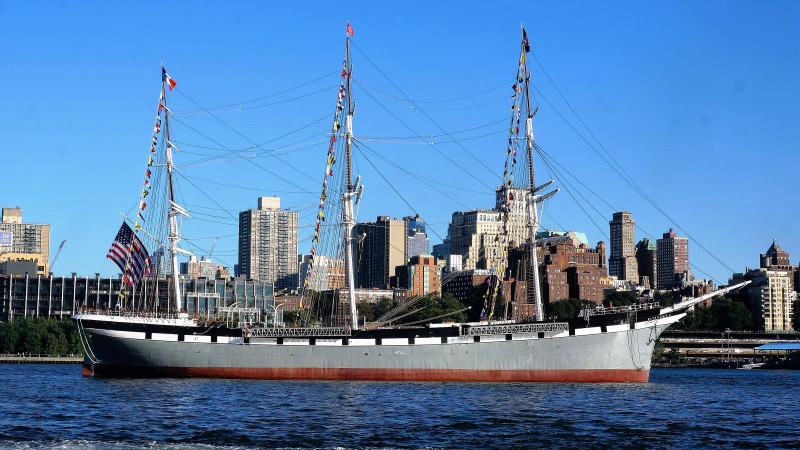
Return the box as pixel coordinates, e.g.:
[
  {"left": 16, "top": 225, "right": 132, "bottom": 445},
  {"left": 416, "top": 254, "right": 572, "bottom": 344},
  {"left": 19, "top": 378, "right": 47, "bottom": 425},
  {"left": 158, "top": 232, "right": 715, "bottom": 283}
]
[
  {"left": 50, "top": 240, "right": 66, "bottom": 273},
  {"left": 209, "top": 237, "right": 218, "bottom": 259}
]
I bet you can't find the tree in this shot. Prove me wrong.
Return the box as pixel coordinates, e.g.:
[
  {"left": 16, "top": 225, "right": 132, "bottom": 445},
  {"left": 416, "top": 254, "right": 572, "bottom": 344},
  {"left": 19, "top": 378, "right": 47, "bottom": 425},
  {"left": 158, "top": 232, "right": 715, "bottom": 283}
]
[
  {"left": 793, "top": 300, "right": 800, "bottom": 332},
  {"left": 604, "top": 291, "right": 638, "bottom": 308},
  {"left": 547, "top": 298, "right": 595, "bottom": 320},
  {"left": 399, "top": 294, "right": 469, "bottom": 325},
  {"left": 654, "top": 291, "right": 675, "bottom": 307},
  {"left": 672, "top": 295, "right": 752, "bottom": 331},
  {"left": 461, "top": 283, "right": 504, "bottom": 322}
]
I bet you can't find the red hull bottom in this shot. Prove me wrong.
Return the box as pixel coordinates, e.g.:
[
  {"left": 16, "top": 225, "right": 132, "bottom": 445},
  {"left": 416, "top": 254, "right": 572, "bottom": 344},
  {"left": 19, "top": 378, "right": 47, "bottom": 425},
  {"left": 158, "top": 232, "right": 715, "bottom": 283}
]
[
  {"left": 84, "top": 363, "right": 649, "bottom": 382},
  {"left": 82, "top": 365, "right": 650, "bottom": 383},
  {"left": 163, "top": 367, "right": 650, "bottom": 383}
]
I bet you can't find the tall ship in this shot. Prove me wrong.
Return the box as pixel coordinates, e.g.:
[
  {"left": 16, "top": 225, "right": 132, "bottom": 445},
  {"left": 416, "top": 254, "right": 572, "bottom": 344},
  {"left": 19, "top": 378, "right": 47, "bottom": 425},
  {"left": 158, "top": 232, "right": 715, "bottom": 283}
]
[{"left": 74, "top": 25, "right": 747, "bottom": 382}]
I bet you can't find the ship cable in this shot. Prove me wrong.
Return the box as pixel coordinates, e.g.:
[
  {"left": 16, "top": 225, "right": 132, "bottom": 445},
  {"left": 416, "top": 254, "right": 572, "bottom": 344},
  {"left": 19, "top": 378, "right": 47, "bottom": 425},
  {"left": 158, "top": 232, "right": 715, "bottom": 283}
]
[
  {"left": 350, "top": 40, "right": 499, "bottom": 178},
  {"left": 352, "top": 79, "right": 495, "bottom": 191},
  {"left": 76, "top": 318, "right": 100, "bottom": 365},
  {"left": 528, "top": 59, "right": 736, "bottom": 276},
  {"left": 174, "top": 70, "right": 338, "bottom": 114}
]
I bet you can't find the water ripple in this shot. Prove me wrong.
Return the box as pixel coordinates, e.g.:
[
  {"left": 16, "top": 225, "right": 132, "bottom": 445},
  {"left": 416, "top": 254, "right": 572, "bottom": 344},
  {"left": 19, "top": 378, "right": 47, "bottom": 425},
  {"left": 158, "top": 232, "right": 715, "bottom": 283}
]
[{"left": 1, "top": 366, "right": 799, "bottom": 449}]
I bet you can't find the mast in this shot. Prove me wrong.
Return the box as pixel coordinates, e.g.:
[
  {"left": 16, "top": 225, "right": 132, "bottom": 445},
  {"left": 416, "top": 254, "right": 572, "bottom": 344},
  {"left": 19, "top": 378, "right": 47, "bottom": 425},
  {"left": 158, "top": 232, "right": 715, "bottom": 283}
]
[
  {"left": 342, "top": 34, "right": 358, "bottom": 330},
  {"left": 162, "top": 65, "right": 183, "bottom": 312},
  {"left": 520, "top": 26, "right": 545, "bottom": 322}
]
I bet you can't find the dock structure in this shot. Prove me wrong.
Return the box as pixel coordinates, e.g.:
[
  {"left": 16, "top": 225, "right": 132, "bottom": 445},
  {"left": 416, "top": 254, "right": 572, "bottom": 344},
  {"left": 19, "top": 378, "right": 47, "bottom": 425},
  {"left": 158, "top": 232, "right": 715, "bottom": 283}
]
[{"left": 0, "top": 355, "right": 83, "bottom": 364}]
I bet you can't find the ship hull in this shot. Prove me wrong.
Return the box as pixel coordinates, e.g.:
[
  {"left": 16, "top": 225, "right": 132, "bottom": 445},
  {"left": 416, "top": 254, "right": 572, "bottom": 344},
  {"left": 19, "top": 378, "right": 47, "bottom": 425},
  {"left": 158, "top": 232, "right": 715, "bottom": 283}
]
[{"left": 77, "top": 314, "right": 682, "bottom": 383}]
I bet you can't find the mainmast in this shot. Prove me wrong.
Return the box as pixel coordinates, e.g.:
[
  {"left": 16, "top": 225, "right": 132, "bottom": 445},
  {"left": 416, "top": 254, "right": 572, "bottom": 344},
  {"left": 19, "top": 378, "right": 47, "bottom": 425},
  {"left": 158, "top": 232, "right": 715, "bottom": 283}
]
[
  {"left": 342, "top": 32, "right": 359, "bottom": 330},
  {"left": 162, "top": 65, "right": 189, "bottom": 313},
  {"left": 519, "top": 26, "right": 552, "bottom": 322}
]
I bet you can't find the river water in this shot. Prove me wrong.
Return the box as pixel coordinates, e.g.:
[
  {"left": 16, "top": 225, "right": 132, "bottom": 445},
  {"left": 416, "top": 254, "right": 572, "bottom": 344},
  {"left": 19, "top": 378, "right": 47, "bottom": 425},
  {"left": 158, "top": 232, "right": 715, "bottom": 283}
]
[{"left": 0, "top": 364, "right": 798, "bottom": 449}]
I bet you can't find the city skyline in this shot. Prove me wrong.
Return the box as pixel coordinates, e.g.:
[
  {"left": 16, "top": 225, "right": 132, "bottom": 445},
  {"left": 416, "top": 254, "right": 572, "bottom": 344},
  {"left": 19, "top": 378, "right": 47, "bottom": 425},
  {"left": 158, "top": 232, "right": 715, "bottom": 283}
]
[{"left": 1, "top": 2, "right": 797, "bottom": 285}]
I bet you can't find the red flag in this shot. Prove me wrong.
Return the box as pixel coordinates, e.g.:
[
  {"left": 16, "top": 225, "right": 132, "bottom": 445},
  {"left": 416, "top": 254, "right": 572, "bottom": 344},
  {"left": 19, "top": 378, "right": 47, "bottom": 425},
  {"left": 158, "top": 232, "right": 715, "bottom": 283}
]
[{"left": 346, "top": 22, "right": 354, "bottom": 37}]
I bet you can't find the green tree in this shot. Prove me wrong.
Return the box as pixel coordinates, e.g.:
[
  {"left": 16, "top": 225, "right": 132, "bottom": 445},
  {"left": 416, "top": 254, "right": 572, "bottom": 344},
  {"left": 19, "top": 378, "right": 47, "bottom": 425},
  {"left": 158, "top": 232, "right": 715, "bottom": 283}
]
[
  {"left": 672, "top": 295, "right": 752, "bottom": 331},
  {"left": 652, "top": 341, "right": 665, "bottom": 364},
  {"left": 461, "top": 282, "right": 505, "bottom": 322},
  {"left": 654, "top": 291, "right": 675, "bottom": 307},
  {"left": 0, "top": 321, "right": 21, "bottom": 353},
  {"left": 547, "top": 298, "right": 595, "bottom": 319},
  {"left": 604, "top": 291, "right": 638, "bottom": 307},
  {"left": 401, "top": 294, "right": 469, "bottom": 325},
  {"left": 793, "top": 300, "right": 800, "bottom": 331}
]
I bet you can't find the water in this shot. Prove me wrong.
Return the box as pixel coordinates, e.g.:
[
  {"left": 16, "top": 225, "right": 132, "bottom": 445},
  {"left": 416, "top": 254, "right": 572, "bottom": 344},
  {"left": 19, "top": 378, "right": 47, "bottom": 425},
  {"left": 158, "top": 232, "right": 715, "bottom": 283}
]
[{"left": 1, "top": 365, "right": 798, "bottom": 449}]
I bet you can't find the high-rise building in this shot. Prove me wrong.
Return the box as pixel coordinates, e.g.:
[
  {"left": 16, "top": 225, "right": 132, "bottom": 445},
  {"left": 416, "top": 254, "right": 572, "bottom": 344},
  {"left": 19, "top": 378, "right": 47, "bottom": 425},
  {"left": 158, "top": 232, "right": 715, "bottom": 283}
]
[
  {"left": 394, "top": 254, "right": 440, "bottom": 297},
  {"left": 447, "top": 187, "right": 529, "bottom": 272},
  {"left": 405, "top": 214, "right": 430, "bottom": 258},
  {"left": 354, "top": 216, "right": 407, "bottom": 289},
  {"left": 0, "top": 208, "right": 51, "bottom": 276},
  {"left": 180, "top": 255, "right": 226, "bottom": 279},
  {"left": 608, "top": 211, "right": 638, "bottom": 283},
  {"left": 531, "top": 233, "right": 609, "bottom": 305},
  {"left": 298, "top": 254, "right": 345, "bottom": 292},
  {"left": 656, "top": 228, "right": 689, "bottom": 290},
  {"left": 635, "top": 238, "right": 657, "bottom": 289},
  {"left": 238, "top": 197, "right": 299, "bottom": 289},
  {"left": 431, "top": 235, "right": 451, "bottom": 260},
  {"left": 759, "top": 239, "right": 798, "bottom": 293},
  {"left": 731, "top": 269, "right": 795, "bottom": 332}
]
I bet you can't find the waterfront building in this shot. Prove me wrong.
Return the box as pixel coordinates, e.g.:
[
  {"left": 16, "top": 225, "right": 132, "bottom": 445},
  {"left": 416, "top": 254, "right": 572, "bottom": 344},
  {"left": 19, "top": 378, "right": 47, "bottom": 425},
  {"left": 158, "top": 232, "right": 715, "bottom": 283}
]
[
  {"left": 0, "top": 273, "right": 274, "bottom": 322},
  {"left": 656, "top": 228, "right": 689, "bottom": 290},
  {"left": 534, "top": 233, "right": 608, "bottom": 305},
  {"left": 238, "top": 197, "right": 299, "bottom": 290},
  {"left": 180, "top": 255, "right": 227, "bottom": 279},
  {"left": 608, "top": 212, "right": 638, "bottom": 283},
  {"left": 354, "top": 216, "right": 408, "bottom": 289},
  {"left": 431, "top": 235, "right": 451, "bottom": 260},
  {"left": 441, "top": 269, "right": 493, "bottom": 304},
  {"left": 730, "top": 269, "right": 795, "bottom": 332},
  {"left": 298, "top": 254, "right": 345, "bottom": 292},
  {"left": 394, "top": 254, "right": 440, "bottom": 297},
  {"left": 405, "top": 214, "right": 430, "bottom": 258},
  {"left": 447, "top": 187, "right": 529, "bottom": 272},
  {"left": 504, "top": 232, "right": 608, "bottom": 315},
  {"left": 759, "top": 239, "right": 798, "bottom": 293},
  {"left": 0, "top": 208, "right": 51, "bottom": 276},
  {"left": 636, "top": 238, "right": 657, "bottom": 289}
]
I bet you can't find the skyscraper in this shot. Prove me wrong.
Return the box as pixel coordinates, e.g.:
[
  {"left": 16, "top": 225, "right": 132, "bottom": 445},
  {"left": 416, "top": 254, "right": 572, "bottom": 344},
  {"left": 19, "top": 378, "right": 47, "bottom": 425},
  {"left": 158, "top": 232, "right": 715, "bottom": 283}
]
[
  {"left": 0, "top": 207, "right": 50, "bottom": 275},
  {"left": 608, "top": 211, "right": 638, "bottom": 283},
  {"left": 354, "top": 216, "right": 407, "bottom": 289},
  {"left": 447, "top": 186, "right": 529, "bottom": 271},
  {"left": 656, "top": 228, "right": 689, "bottom": 290},
  {"left": 238, "top": 197, "right": 298, "bottom": 289},
  {"left": 760, "top": 239, "right": 798, "bottom": 292},
  {"left": 404, "top": 214, "right": 430, "bottom": 258},
  {"left": 635, "top": 238, "right": 657, "bottom": 289}
]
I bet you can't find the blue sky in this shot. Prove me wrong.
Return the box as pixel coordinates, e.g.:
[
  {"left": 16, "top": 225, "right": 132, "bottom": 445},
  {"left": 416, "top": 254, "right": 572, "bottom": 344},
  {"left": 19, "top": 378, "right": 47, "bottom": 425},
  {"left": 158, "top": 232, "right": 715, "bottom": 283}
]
[{"left": 1, "top": 1, "right": 798, "bottom": 285}]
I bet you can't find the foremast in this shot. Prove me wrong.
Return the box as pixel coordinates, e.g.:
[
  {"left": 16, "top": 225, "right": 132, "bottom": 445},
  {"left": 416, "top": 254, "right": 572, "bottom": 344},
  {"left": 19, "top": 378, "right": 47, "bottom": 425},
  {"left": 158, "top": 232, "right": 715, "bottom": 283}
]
[{"left": 342, "top": 32, "right": 359, "bottom": 330}]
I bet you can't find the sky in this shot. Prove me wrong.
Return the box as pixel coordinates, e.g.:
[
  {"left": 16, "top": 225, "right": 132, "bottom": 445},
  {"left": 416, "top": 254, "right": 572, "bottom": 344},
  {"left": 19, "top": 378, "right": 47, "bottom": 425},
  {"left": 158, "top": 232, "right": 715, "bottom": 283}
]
[{"left": 1, "top": 1, "right": 798, "bottom": 285}]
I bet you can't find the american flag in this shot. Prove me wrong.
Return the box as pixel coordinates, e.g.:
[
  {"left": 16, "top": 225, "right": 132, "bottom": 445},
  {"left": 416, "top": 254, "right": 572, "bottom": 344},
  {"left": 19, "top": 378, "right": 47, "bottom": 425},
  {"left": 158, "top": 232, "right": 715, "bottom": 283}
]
[{"left": 107, "top": 221, "right": 152, "bottom": 286}]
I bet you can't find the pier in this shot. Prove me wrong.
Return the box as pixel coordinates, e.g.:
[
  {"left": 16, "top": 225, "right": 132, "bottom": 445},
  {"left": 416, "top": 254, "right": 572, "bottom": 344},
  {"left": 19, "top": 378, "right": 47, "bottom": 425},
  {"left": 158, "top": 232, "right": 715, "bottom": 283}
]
[{"left": 0, "top": 354, "right": 83, "bottom": 364}]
